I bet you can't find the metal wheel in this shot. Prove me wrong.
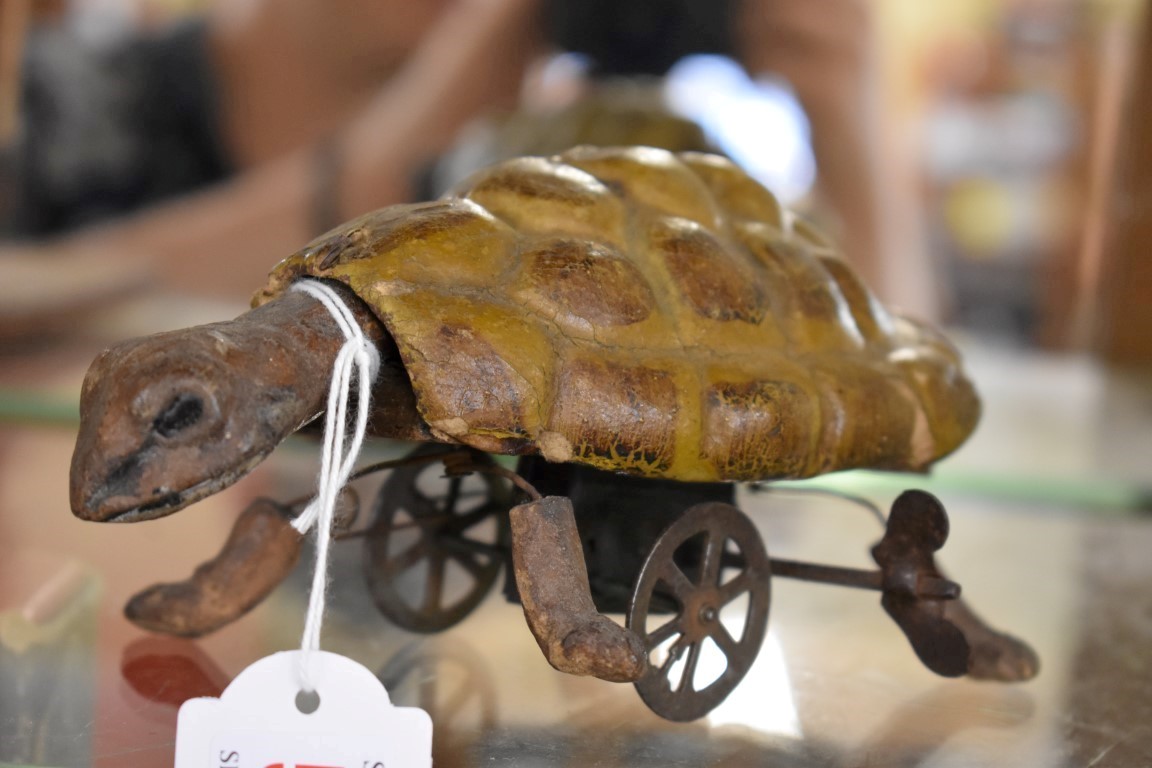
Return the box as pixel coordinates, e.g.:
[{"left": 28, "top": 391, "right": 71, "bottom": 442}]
[
  {"left": 365, "top": 446, "right": 511, "bottom": 632},
  {"left": 627, "top": 502, "right": 771, "bottom": 721}
]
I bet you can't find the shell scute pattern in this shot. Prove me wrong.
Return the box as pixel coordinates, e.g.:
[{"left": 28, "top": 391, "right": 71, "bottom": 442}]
[
  {"left": 561, "top": 145, "right": 724, "bottom": 232},
  {"left": 258, "top": 146, "right": 980, "bottom": 483},
  {"left": 679, "top": 151, "right": 786, "bottom": 229},
  {"left": 515, "top": 238, "right": 655, "bottom": 334},
  {"left": 546, "top": 354, "right": 680, "bottom": 476},
  {"left": 650, "top": 217, "right": 766, "bottom": 326},
  {"left": 374, "top": 291, "right": 553, "bottom": 456},
  {"left": 737, "top": 222, "right": 864, "bottom": 353},
  {"left": 453, "top": 156, "right": 630, "bottom": 249},
  {"left": 701, "top": 375, "right": 817, "bottom": 480}
]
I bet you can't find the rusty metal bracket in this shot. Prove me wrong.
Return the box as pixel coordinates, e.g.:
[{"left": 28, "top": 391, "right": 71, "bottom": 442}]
[
  {"left": 750, "top": 489, "right": 967, "bottom": 676},
  {"left": 763, "top": 489, "right": 1037, "bottom": 681}
]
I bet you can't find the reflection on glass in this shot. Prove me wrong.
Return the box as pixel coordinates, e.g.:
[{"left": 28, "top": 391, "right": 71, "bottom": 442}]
[
  {"left": 0, "top": 558, "right": 100, "bottom": 767},
  {"left": 708, "top": 631, "right": 801, "bottom": 738}
]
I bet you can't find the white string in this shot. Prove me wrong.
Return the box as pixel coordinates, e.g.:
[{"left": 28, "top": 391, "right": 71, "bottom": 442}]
[{"left": 289, "top": 280, "right": 380, "bottom": 693}]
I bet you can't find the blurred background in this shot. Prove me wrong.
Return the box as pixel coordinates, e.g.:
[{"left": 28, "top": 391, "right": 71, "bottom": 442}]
[
  {"left": 2, "top": 0, "right": 1148, "bottom": 510},
  {"left": 0, "top": 0, "right": 1147, "bottom": 359}
]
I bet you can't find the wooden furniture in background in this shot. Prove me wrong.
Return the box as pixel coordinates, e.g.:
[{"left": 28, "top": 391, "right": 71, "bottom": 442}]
[{"left": 1092, "top": 3, "right": 1152, "bottom": 365}]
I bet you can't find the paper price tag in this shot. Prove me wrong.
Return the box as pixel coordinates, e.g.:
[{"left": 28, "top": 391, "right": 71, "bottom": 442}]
[{"left": 175, "top": 650, "right": 432, "bottom": 768}]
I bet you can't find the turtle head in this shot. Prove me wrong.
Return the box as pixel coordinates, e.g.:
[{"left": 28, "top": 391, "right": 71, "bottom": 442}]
[{"left": 70, "top": 324, "right": 307, "bottom": 522}]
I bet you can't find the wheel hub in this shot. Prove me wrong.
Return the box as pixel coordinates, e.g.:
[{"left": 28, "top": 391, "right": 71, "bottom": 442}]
[{"left": 685, "top": 591, "right": 721, "bottom": 639}]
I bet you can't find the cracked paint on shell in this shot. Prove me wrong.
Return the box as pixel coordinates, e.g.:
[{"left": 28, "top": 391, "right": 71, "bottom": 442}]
[{"left": 254, "top": 146, "right": 980, "bottom": 482}]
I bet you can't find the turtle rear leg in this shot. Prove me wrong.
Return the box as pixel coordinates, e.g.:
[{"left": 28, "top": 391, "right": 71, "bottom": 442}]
[
  {"left": 944, "top": 596, "right": 1040, "bottom": 681},
  {"left": 510, "top": 496, "right": 647, "bottom": 683},
  {"left": 872, "top": 490, "right": 1040, "bottom": 682}
]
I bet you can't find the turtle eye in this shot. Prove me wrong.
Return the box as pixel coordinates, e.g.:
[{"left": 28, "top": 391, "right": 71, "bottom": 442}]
[{"left": 153, "top": 393, "right": 204, "bottom": 438}]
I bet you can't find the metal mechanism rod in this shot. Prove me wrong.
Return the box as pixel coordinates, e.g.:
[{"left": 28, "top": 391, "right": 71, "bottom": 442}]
[
  {"left": 769, "top": 558, "right": 883, "bottom": 591},
  {"left": 770, "top": 557, "right": 961, "bottom": 601}
]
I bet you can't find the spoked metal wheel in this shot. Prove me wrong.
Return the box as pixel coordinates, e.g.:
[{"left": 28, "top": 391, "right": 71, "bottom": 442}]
[
  {"left": 364, "top": 446, "right": 511, "bottom": 633},
  {"left": 627, "top": 502, "right": 772, "bottom": 721}
]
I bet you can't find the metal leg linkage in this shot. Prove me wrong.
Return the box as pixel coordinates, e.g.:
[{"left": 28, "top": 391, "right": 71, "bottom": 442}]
[
  {"left": 351, "top": 454, "right": 1037, "bottom": 724},
  {"left": 771, "top": 489, "right": 1039, "bottom": 681}
]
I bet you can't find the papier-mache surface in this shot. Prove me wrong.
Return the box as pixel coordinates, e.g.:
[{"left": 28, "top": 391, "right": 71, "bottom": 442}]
[{"left": 174, "top": 650, "right": 432, "bottom": 768}]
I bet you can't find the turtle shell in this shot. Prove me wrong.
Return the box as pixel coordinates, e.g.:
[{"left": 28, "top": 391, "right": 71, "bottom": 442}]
[{"left": 256, "top": 146, "right": 979, "bottom": 483}]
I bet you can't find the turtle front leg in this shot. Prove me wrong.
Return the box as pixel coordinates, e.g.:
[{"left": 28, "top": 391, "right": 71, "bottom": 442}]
[
  {"left": 509, "top": 496, "right": 647, "bottom": 683},
  {"left": 125, "top": 498, "right": 304, "bottom": 637}
]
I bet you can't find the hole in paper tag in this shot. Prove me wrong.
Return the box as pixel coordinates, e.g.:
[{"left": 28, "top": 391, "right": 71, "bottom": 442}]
[
  {"left": 175, "top": 650, "right": 432, "bottom": 768},
  {"left": 295, "top": 689, "right": 321, "bottom": 715}
]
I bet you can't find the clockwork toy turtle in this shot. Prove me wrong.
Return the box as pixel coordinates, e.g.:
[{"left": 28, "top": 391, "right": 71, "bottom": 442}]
[{"left": 70, "top": 146, "right": 1037, "bottom": 721}]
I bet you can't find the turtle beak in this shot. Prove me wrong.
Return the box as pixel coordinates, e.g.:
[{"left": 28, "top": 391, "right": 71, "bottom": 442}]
[
  {"left": 71, "top": 444, "right": 159, "bottom": 522},
  {"left": 69, "top": 337, "right": 235, "bottom": 523},
  {"left": 70, "top": 442, "right": 201, "bottom": 523},
  {"left": 72, "top": 420, "right": 281, "bottom": 521},
  {"left": 69, "top": 303, "right": 327, "bottom": 523},
  {"left": 70, "top": 414, "right": 211, "bottom": 523},
  {"left": 73, "top": 462, "right": 233, "bottom": 523}
]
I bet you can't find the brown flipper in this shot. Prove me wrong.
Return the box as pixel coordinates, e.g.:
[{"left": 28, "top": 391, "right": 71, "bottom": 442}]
[
  {"left": 125, "top": 498, "right": 303, "bottom": 637},
  {"left": 509, "top": 496, "right": 647, "bottom": 682},
  {"left": 873, "top": 491, "right": 1039, "bottom": 682},
  {"left": 945, "top": 597, "right": 1041, "bottom": 682}
]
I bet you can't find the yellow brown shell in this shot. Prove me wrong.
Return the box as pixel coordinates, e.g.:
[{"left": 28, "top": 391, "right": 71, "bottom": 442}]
[{"left": 255, "top": 146, "right": 979, "bottom": 483}]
